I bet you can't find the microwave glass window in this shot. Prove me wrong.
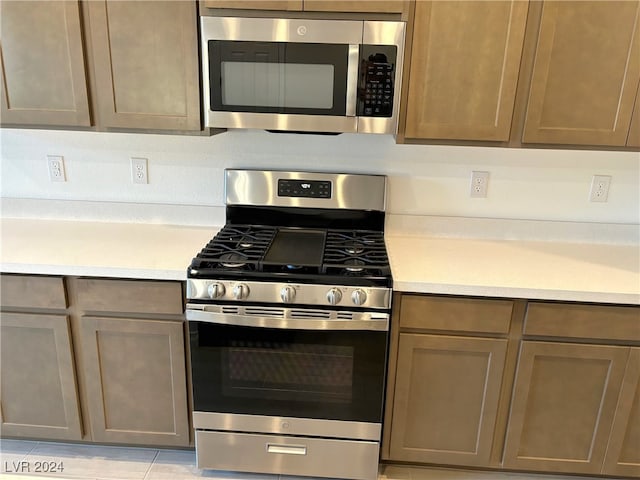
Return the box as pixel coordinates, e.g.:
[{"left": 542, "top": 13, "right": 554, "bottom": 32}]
[
  {"left": 209, "top": 41, "right": 348, "bottom": 116},
  {"left": 222, "top": 62, "right": 334, "bottom": 109}
]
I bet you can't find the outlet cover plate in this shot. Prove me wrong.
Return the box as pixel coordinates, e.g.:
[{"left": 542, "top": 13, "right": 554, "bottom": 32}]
[
  {"left": 47, "top": 155, "right": 66, "bottom": 182},
  {"left": 589, "top": 175, "right": 611, "bottom": 202},
  {"left": 131, "top": 157, "right": 148, "bottom": 184},
  {"left": 470, "top": 171, "right": 490, "bottom": 198}
]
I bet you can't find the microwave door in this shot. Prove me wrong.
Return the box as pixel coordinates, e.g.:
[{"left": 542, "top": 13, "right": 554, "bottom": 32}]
[{"left": 205, "top": 40, "right": 358, "bottom": 133}]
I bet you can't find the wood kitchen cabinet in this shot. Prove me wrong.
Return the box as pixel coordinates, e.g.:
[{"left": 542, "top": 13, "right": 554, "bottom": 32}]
[
  {"left": 303, "top": 1, "right": 406, "bottom": 14},
  {"left": 1, "top": 0, "right": 201, "bottom": 131},
  {"left": 503, "top": 341, "right": 629, "bottom": 474},
  {"left": 603, "top": 348, "right": 640, "bottom": 477},
  {"left": 386, "top": 295, "right": 514, "bottom": 467},
  {"left": 0, "top": 1, "right": 91, "bottom": 127},
  {"left": 201, "top": 0, "right": 405, "bottom": 14},
  {"left": 74, "top": 278, "right": 189, "bottom": 447},
  {"left": 0, "top": 275, "right": 83, "bottom": 441},
  {"left": 85, "top": 1, "right": 201, "bottom": 131},
  {"left": 402, "top": 1, "right": 528, "bottom": 141},
  {"left": 628, "top": 85, "right": 640, "bottom": 147},
  {"left": 202, "top": 0, "right": 302, "bottom": 9},
  {"left": 0, "top": 274, "right": 190, "bottom": 448},
  {"left": 390, "top": 334, "right": 507, "bottom": 466},
  {"left": 522, "top": 1, "right": 640, "bottom": 146},
  {"left": 503, "top": 302, "right": 640, "bottom": 476},
  {"left": 386, "top": 296, "right": 640, "bottom": 478}
]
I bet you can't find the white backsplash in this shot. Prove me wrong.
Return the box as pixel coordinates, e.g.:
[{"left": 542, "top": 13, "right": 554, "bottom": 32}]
[{"left": 1, "top": 128, "right": 638, "bottom": 224}]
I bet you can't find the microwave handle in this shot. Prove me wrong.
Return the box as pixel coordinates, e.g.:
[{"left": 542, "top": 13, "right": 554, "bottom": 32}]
[{"left": 346, "top": 45, "right": 360, "bottom": 117}]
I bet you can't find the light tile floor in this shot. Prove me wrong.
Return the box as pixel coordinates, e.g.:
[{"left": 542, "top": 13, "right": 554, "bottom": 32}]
[{"left": 0, "top": 440, "right": 599, "bottom": 480}]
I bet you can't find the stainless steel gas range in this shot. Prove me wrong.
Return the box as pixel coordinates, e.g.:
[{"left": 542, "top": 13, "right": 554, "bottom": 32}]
[{"left": 186, "top": 169, "right": 392, "bottom": 480}]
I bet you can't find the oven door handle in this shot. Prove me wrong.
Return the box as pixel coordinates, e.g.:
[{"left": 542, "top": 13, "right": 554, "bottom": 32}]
[{"left": 186, "top": 308, "right": 389, "bottom": 332}]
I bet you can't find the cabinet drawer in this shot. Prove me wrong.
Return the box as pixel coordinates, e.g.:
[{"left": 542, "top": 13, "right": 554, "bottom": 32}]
[
  {"left": 524, "top": 302, "right": 640, "bottom": 342},
  {"left": 400, "top": 295, "right": 513, "bottom": 334},
  {"left": 195, "top": 430, "right": 378, "bottom": 480},
  {"left": 76, "top": 278, "right": 183, "bottom": 315},
  {"left": 0, "top": 274, "right": 67, "bottom": 309}
]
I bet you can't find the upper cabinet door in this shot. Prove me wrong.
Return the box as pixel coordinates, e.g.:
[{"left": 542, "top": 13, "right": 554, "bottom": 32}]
[
  {"left": 0, "top": 1, "right": 90, "bottom": 127},
  {"left": 86, "top": 1, "right": 201, "bottom": 131},
  {"left": 303, "top": 1, "right": 406, "bottom": 14},
  {"left": 404, "top": 1, "right": 528, "bottom": 141},
  {"left": 523, "top": 1, "right": 640, "bottom": 146},
  {"left": 202, "top": 0, "right": 302, "bottom": 9}
]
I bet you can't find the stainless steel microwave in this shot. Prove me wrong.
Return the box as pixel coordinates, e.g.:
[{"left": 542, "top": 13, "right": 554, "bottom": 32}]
[{"left": 200, "top": 17, "right": 405, "bottom": 134}]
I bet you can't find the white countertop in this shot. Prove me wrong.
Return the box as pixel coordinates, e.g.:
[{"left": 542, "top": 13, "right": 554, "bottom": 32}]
[
  {"left": 385, "top": 216, "right": 639, "bottom": 305},
  {"left": 386, "top": 235, "right": 639, "bottom": 304},
  {"left": 0, "top": 218, "right": 219, "bottom": 281},
  {"left": 1, "top": 215, "right": 639, "bottom": 304}
]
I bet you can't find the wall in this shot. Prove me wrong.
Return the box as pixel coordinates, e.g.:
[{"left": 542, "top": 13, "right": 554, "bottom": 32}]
[{"left": 1, "top": 128, "right": 638, "bottom": 224}]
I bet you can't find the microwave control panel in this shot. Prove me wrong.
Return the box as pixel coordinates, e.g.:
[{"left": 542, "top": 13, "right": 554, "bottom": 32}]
[{"left": 358, "top": 45, "right": 397, "bottom": 118}]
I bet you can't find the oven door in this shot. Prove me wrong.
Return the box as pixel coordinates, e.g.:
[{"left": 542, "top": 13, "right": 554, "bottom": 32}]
[
  {"left": 201, "top": 17, "right": 361, "bottom": 132},
  {"left": 187, "top": 306, "right": 388, "bottom": 432}
]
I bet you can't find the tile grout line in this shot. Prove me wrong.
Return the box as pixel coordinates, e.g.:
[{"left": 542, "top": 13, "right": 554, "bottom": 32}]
[
  {"left": 141, "top": 450, "right": 160, "bottom": 480},
  {"left": 23, "top": 441, "right": 40, "bottom": 461}
]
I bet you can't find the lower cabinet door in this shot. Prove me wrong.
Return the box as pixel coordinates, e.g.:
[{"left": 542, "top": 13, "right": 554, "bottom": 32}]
[
  {"left": 603, "top": 348, "right": 640, "bottom": 477},
  {"left": 503, "top": 341, "right": 629, "bottom": 474},
  {"left": 80, "top": 316, "right": 189, "bottom": 446},
  {"left": 389, "top": 333, "right": 507, "bottom": 466},
  {"left": 0, "top": 313, "right": 82, "bottom": 440}
]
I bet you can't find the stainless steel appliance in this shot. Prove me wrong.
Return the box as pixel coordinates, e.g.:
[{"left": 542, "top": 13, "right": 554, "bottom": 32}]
[
  {"left": 200, "top": 17, "right": 405, "bottom": 134},
  {"left": 186, "top": 169, "right": 392, "bottom": 480}
]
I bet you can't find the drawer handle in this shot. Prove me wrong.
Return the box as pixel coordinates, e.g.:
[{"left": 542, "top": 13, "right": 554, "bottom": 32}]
[{"left": 266, "top": 444, "right": 307, "bottom": 456}]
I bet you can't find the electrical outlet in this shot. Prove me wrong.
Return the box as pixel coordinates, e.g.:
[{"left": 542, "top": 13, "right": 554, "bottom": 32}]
[
  {"left": 131, "top": 157, "right": 148, "bottom": 184},
  {"left": 47, "top": 155, "right": 66, "bottom": 182},
  {"left": 589, "top": 175, "right": 611, "bottom": 202},
  {"left": 470, "top": 171, "right": 489, "bottom": 198}
]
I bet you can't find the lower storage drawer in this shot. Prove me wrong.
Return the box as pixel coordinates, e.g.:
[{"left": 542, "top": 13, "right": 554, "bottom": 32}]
[{"left": 195, "top": 430, "right": 379, "bottom": 480}]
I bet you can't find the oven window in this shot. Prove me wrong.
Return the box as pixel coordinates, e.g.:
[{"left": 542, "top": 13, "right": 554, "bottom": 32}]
[
  {"left": 224, "top": 341, "right": 353, "bottom": 403},
  {"left": 190, "top": 322, "right": 387, "bottom": 423},
  {"left": 209, "top": 41, "right": 349, "bottom": 116}
]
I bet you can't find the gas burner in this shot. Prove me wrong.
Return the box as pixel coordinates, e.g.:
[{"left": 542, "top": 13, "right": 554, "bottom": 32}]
[
  {"left": 239, "top": 241, "right": 254, "bottom": 248},
  {"left": 219, "top": 253, "right": 247, "bottom": 268},
  {"left": 286, "top": 265, "right": 303, "bottom": 270},
  {"left": 344, "top": 242, "right": 365, "bottom": 255},
  {"left": 345, "top": 259, "right": 365, "bottom": 273}
]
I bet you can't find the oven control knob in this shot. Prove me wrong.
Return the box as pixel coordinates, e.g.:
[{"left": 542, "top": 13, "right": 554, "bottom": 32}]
[
  {"left": 351, "top": 289, "right": 367, "bottom": 306},
  {"left": 232, "top": 283, "right": 250, "bottom": 300},
  {"left": 207, "top": 282, "right": 226, "bottom": 299},
  {"left": 280, "top": 286, "right": 296, "bottom": 303},
  {"left": 326, "top": 288, "right": 342, "bottom": 305}
]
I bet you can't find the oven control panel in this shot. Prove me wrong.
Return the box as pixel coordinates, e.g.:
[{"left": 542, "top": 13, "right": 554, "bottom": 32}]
[
  {"left": 277, "top": 179, "right": 331, "bottom": 199},
  {"left": 187, "top": 279, "right": 391, "bottom": 310}
]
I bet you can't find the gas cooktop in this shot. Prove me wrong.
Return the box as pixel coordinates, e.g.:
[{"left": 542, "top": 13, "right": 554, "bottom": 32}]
[{"left": 188, "top": 224, "right": 391, "bottom": 287}]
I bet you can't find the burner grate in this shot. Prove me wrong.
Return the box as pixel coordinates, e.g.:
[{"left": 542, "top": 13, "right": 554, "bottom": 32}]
[
  {"left": 322, "top": 230, "right": 390, "bottom": 277},
  {"left": 190, "top": 225, "right": 277, "bottom": 271}
]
